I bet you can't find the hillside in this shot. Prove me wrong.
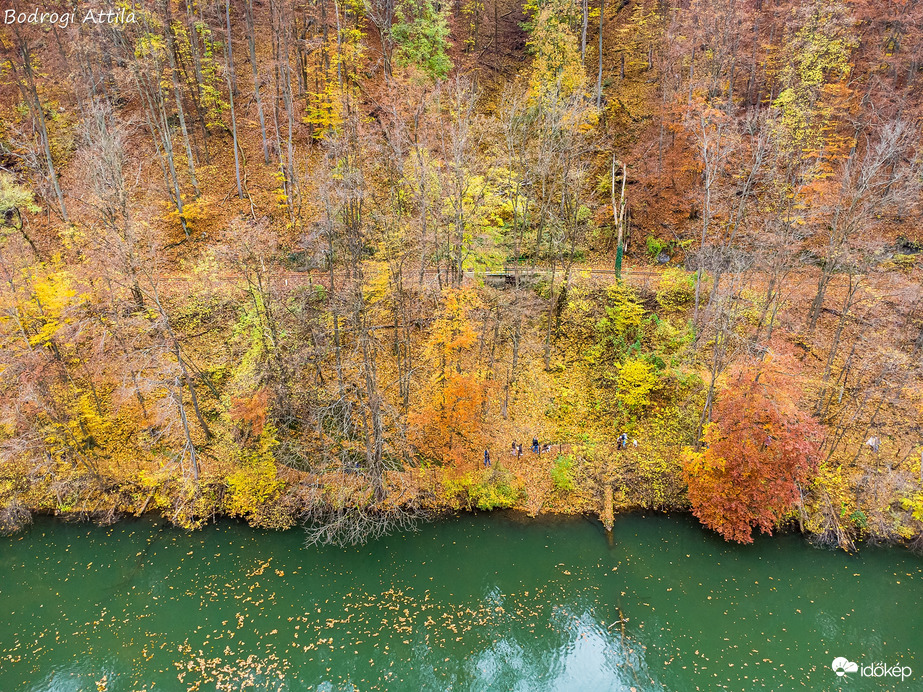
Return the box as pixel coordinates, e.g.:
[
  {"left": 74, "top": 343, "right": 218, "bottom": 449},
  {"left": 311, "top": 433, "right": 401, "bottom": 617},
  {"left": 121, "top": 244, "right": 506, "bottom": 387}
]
[{"left": 1, "top": 0, "right": 922, "bottom": 550}]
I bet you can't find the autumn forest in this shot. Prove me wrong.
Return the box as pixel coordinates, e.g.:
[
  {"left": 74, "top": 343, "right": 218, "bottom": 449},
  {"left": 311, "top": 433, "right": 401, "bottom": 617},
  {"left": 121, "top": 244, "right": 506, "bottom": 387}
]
[{"left": 1, "top": 0, "right": 922, "bottom": 551}]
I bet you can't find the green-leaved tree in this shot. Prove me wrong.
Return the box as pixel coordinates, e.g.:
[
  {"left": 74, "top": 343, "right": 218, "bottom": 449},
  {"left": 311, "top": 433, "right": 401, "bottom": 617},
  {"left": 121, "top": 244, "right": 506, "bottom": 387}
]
[{"left": 392, "top": 0, "right": 453, "bottom": 80}]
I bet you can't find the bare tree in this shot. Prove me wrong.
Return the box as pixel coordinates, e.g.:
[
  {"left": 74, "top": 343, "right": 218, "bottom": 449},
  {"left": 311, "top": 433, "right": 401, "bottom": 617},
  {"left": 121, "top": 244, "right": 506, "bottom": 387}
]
[
  {"left": 1, "top": 28, "right": 70, "bottom": 224},
  {"left": 365, "top": 0, "right": 397, "bottom": 78},
  {"left": 245, "top": 0, "right": 270, "bottom": 164},
  {"left": 77, "top": 101, "right": 146, "bottom": 311},
  {"left": 806, "top": 120, "right": 919, "bottom": 333},
  {"left": 437, "top": 78, "right": 481, "bottom": 288},
  {"left": 689, "top": 103, "right": 734, "bottom": 325},
  {"left": 160, "top": 0, "right": 201, "bottom": 196}
]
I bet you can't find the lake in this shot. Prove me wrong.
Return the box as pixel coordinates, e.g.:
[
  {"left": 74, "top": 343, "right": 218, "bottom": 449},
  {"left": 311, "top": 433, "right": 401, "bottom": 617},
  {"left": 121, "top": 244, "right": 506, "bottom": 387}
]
[{"left": 1, "top": 512, "right": 919, "bottom": 691}]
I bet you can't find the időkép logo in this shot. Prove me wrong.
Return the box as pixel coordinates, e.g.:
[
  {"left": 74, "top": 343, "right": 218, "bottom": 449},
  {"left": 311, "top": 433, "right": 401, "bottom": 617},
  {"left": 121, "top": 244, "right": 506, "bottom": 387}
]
[{"left": 832, "top": 656, "right": 912, "bottom": 681}]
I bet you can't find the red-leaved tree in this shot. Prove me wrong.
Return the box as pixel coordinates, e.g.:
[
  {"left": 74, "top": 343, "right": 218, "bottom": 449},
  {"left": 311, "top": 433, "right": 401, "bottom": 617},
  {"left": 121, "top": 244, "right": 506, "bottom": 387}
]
[{"left": 683, "top": 355, "right": 823, "bottom": 543}]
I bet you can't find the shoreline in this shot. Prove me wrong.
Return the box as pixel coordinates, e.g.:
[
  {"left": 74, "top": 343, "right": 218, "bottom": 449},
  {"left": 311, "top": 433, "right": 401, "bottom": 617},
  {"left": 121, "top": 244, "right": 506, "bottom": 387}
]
[{"left": 2, "top": 481, "right": 910, "bottom": 554}]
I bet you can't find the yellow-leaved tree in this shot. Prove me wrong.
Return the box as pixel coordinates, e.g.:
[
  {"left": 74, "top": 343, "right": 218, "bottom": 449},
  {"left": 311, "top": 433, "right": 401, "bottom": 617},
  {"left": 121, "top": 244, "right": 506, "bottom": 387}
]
[
  {"left": 616, "top": 358, "right": 658, "bottom": 412},
  {"left": 304, "top": 23, "right": 366, "bottom": 140},
  {"left": 771, "top": 0, "right": 856, "bottom": 154},
  {"left": 527, "top": 0, "right": 586, "bottom": 108}
]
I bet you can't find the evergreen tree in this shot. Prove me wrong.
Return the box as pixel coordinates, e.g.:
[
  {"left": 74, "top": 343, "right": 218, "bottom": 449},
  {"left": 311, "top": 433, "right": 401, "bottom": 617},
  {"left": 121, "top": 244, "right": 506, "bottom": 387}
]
[{"left": 392, "top": 0, "right": 453, "bottom": 80}]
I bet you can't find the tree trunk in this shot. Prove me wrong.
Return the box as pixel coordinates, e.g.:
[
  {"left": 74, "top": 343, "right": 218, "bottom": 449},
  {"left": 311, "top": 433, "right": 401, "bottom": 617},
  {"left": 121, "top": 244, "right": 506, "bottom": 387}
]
[
  {"left": 181, "top": 0, "right": 213, "bottom": 162},
  {"left": 225, "top": 0, "right": 244, "bottom": 198},
  {"left": 163, "top": 2, "right": 200, "bottom": 196},
  {"left": 11, "top": 31, "right": 70, "bottom": 224},
  {"left": 806, "top": 264, "right": 833, "bottom": 334},
  {"left": 155, "top": 88, "right": 190, "bottom": 236},
  {"left": 816, "top": 275, "right": 860, "bottom": 416},
  {"left": 543, "top": 260, "right": 557, "bottom": 370},
  {"left": 581, "top": 0, "right": 588, "bottom": 61},
  {"left": 596, "top": 0, "right": 604, "bottom": 108},
  {"left": 246, "top": 0, "right": 270, "bottom": 163},
  {"left": 133, "top": 66, "right": 189, "bottom": 237},
  {"left": 173, "top": 376, "right": 200, "bottom": 480}
]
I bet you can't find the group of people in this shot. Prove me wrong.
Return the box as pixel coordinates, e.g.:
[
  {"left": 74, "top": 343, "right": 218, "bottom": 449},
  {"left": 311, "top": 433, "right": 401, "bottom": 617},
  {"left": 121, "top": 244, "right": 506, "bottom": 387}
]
[
  {"left": 485, "top": 434, "right": 635, "bottom": 466},
  {"left": 483, "top": 438, "right": 555, "bottom": 467},
  {"left": 514, "top": 439, "right": 553, "bottom": 455},
  {"left": 485, "top": 434, "right": 639, "bottom": 466},
  {"left": 616, "top": 432, "right": 638, "bottom": 450}
]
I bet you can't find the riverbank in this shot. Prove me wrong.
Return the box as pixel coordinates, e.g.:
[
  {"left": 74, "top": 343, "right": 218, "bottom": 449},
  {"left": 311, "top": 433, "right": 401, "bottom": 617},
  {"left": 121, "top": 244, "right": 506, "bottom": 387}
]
[
  {"left": 3, "top": 452, "right": 919, "bottom": 553},
  {"left": 1, "top": 459, "right": 600, "bottom": 532}
]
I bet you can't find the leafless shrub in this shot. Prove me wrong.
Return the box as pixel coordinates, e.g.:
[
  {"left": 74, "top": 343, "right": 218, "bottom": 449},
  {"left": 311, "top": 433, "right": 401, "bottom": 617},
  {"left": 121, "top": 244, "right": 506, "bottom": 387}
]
[
  {"left": 0, "top": 498, "right": 31, "bottom": 535},
  {"left": 301, "top": 479, "right": 425, "bottom": 547}
]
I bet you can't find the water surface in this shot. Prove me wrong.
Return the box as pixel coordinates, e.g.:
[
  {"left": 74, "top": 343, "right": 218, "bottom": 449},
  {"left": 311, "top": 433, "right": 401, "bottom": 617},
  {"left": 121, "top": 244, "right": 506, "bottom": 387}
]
[{"left": 1, "top": 513, "right": 919, "bottom": 690}]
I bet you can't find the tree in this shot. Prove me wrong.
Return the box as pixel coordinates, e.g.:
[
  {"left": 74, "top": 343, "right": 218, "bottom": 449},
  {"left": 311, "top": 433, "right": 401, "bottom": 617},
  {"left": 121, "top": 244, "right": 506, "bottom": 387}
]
[
  {"left": 215, "top": 217, "right": 289, "bottom": 407},
  {"left": 223, "top": 0, "right": 244, "bottom": 199},
  {"left": 804, "top": 119, "right": 919, "bottom": 333},
  {"left": 77, "top": 100, "right": 147, "bottom": 311},
  {"left": 686, "top": 99, "right": 735, "bottom": 325},
  {"left": 594, "top": 0, "right": 603, "bottom": 108},
  {"left": 392, "top": 0, "right": 453, "bottom": 80},
  {"left": 526, "top": 0, "right": 585, "bottom": 109},
  {"left": 365, "top": 0, "right": 398, "bottom": 78},
  {"left": 299, "top": 119, "right": 422, "bottom": 546},
  {"left": 436, "top": 78, "right": 481, "bottom": 288},
  {"left": 0, "top": 173, "right": 41, "bottom": 257},
  {"left": 411, "top": 288, "right": 487, "bottom": 466},
  {"left": 610, "top": 158, "right": 627, "bottom": 277},
  {"left": 160, "top": 0, "right": 201, "bottom": 196},
  {"left": 683, "top": 353, "right": 823, "bottom": 543},
  {"left": 128, "top": 10, "right": 192, "bottom": 236},
  {"left": 1, "top": 28, "right": 70, "bottom": 225},
  {"left": 244, "top": 0, "right": 270, "bottom": 163},
  {"left": 771, "top": 0, "right": 855, "bottom": 156}
]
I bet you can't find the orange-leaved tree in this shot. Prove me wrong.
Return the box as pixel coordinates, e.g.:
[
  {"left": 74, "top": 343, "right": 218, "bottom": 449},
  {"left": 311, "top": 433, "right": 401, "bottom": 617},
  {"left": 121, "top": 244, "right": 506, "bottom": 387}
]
[
  {"left": 682, "top": 354, "right": 823, "bottom": 543},
  {"left": 410, "top": 288, "right": 488, "bottom": 467}
]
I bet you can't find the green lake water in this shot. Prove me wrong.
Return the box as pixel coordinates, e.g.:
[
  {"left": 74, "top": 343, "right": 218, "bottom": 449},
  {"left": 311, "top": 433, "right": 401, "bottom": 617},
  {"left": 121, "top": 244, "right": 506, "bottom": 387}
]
[{"left": 1, "top": 512, "right": 920, "bottom": 691}]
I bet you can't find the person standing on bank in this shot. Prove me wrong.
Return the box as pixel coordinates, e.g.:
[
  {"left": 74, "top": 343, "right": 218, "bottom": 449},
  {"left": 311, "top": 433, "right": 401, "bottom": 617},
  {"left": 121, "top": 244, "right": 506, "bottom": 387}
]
[{"left": 484, "top": 449, "right": 491, "bottom": 467}]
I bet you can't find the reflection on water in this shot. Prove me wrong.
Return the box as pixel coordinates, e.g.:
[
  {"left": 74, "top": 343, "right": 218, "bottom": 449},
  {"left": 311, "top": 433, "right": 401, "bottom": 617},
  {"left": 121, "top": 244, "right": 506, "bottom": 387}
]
[{"left": 1, "top": 513, "right": 920, "bottom": 691}]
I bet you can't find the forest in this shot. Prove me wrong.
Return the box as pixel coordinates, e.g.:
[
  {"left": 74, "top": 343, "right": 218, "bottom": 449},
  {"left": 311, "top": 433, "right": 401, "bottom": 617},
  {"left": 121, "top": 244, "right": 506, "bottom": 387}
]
[{"left": 0, "top": 0, "right": 921, "bottom": 551}]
